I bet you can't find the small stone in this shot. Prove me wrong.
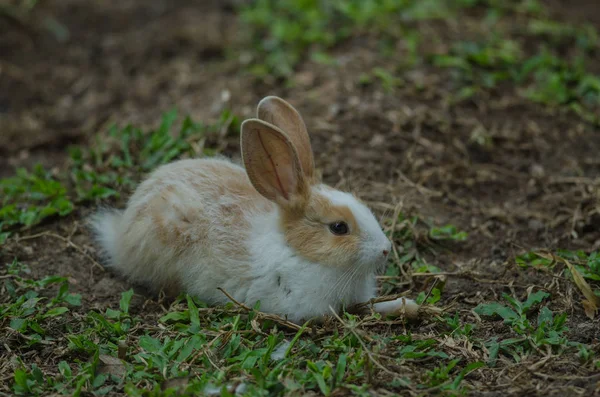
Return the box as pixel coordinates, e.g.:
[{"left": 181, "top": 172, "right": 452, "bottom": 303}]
[
  {"left": 327, "top": 103, "right": 341, "bottom": 119},
  {"left": 220, "top": 89, "right": 231, "bottom": 103},
  {"left": 530, "top": 164, "right": 545, "bottom": 178},
  {"left": 528, "top": 219, "right": 545, "bottom": 231},
  {"left": 369, "top": 134, "right": 385, "bottom": 147},
  {"left": 331, "top": 134, "right": 344, "bottom": 144}
]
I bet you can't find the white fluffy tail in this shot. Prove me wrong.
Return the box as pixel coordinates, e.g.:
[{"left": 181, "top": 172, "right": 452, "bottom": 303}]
[{"left": 89, "top": 209, "right": 123, "bottom": 265}]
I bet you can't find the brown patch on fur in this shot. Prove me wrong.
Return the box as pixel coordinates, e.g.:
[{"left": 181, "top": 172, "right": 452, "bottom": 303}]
[
  {"left": 186, "top": 163, "right": 266, "bottom": 260},
  {"left": 148, "top": 191, "right": 205, "bottom": 250},
  {"left": 217, "top": 202, "right": 251, "bottom": 259},
  {"left": 192, "top": 162, "right": 268, "bottom": 211},
  {"left": 281, "top": 191, "right": 361, "bottom": 267}
]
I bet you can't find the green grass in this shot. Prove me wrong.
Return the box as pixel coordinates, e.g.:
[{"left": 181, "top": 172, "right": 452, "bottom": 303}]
[
  {"left": 380, "top": 212, "right": 468, "bottom": 295},
  {"left": 240, "top": 0, "right": 600, "bottom": 124},
  {"left": 3, "top": 259, "right": 82, "bottom": 344},
  {"left": 239, "top": 0, "right": 472, "bottom": 79},
  {"left": 0, "top": 166, "right": 75, "bottom": 244},
  {"left": 517, "top": 250, "right": 600, "bottom": 295},
  {"left": 4, "top": 257, "right": 590, "bottom": 396},
  {"left": 2, "top": 261, "right": 486, "bottom": 396},
  {"left": 473, "top": 290, "right": 571, "bottom": 360},
  {"left": 0, "top": 110, "right": 239, "bottom": 244},
  {"left": 434, "top": 38, "right": 600, "bottom": 123},
  {"left": 1, "top": 122, "right": 595, "bottom": 396},
  {"left": 0, "top": 112, "right": 481, "bottom": 395}
]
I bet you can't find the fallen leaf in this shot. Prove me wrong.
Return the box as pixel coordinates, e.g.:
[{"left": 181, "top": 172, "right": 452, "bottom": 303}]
[
  {"left": 582, "top": 299, "right": 598, "bottom": 320},
  {"left": 97, "top": 354, "right": 126, "bottom": 378},
  {"left": 564, "top": 259, "right": 599, "bottom": 306},
  {"left": 551, "top": 254, "right": 600, "bottom": 318}
]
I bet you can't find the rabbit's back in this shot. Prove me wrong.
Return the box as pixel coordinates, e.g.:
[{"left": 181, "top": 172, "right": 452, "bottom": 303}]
[{"left": 92, "top": 158, "right": 275, "bottom": 297}]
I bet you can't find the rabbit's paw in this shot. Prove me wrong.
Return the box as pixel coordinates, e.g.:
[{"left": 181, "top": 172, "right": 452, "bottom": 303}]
[{"left": 374, "top": 297, "right": 420, "bottom": 318}]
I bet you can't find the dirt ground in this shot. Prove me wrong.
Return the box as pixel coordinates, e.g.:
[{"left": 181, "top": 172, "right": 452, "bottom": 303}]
[{"left": 1, "top": 0, "right": 600, "bottom": 395}]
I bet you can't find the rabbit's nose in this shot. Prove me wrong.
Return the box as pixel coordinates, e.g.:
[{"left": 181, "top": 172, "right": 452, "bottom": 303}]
[{"left": 383, "top": 249, "right": 389, "bottom": 257}]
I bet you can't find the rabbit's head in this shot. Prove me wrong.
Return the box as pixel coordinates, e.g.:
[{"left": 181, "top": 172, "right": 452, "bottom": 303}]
[{"left": 241, "top": 96, "right": 392, "bottom": 273}]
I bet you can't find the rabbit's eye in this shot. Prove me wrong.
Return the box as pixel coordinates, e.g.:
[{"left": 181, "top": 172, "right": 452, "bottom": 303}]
[{"left": 329, "top": 221, "right": 349, "bottom": 235}]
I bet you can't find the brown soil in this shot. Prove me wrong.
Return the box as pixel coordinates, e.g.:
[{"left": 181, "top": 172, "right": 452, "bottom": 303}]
[{"left": 1, "top": 0, "right": 600, "bottom": 395}]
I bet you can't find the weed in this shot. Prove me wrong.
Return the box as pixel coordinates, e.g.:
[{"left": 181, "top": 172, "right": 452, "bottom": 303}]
[
  {"left": 240, "top": 0, "right": 600, "bottom": 122},
  {"left": 382, "top": 212, "right": 465, "bottom": 294},
  {"left": 1, "top": 261, "right": 489, "bottom": 396},
  {"left": 577, "top": 343, "right": 594, "bottom": 363},
  {"left": 416, "top": 287, "right": 442, "bottom": 305},
  {"left": 474, "top": 290, "right": 572, "bottom": 364},
  {"left": 69, "top": 109, "right": 238, "bottom": 199},
  {"left": 239, "top": 0, "right": 468, "bottom": 79},
  {"left": 442, "top": 314, "right": 475, "bottom": 337},
  {"left": 475, "top": 290, "right": 550, "bottom": 332},
  {"left": 431, "top": 9, "right": 600, "bottom": 123},
  {"left": 527, "top": 19, "right": 598, "bottom": 52},
  {"left": 0, "top": 110, "right": 238, "bottom": 243},
  {"left": 433, "top": 36, "right": 523, "bottom": 91},
  {"left": 421, "top": 359, "right": 484, "bottom": 395},
  {"left": 396, "top": 335, "right": 449, "bottom": 360},
  {"left": 359, "top": 67, "right": 404, "bottom": 92},
  {"left": 517, "top": 250, "right": 600, "bottom": 291},
  {"left": 2, "top": 260, "right": 81, "bottom": 347},
  {"left": 0, "top": 165, "right": 74, "bottom": 244},
  {"left": 429, "top": 224, "right": 468, "bottom": 242}
]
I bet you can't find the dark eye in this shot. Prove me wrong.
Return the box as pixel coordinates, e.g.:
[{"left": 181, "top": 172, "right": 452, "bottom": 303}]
[{"left": 329, "top": 221, "right": 349, "bottom": 235}]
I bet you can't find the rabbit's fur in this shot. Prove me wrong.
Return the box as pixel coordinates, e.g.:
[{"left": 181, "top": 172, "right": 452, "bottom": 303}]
[{"left": 92, "top": 96, "right": 418, "bottom": 323}]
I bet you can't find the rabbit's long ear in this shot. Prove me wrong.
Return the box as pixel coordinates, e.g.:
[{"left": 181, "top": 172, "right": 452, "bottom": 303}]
[
  {"left": 257, "top": 96, "right": 315, "bottom": 181},
  {"left": 241, "top": 119, "right": 309, "bottom": 206}
]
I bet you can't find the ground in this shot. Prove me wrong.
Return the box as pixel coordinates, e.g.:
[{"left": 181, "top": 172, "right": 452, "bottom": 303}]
[{"left": 1, "top": 0, "right": 600, "bottom": 396}]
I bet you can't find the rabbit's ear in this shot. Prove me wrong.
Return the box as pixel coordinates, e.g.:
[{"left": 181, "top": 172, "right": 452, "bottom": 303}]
[
  {"left": 241, "top": 119, "right": 309, "bottom": 205},
  {"left": 257, "top": 96, "right": 315, "bottom": 181}
]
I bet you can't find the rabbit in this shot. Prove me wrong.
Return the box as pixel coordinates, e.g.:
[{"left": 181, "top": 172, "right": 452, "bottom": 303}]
[{"left": 91, "top": 96, "right": 419, "bottom": 324}]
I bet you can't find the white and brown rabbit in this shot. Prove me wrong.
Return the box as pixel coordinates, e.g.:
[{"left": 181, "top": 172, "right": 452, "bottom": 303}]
[{"left": 91, "top": 96, "right": 419, "bottom": 323}]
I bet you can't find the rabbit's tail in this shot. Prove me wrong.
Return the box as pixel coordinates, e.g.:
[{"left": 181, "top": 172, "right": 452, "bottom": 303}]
[{"left": 89, "top": 208, "right": 123, "bottom": 265}]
